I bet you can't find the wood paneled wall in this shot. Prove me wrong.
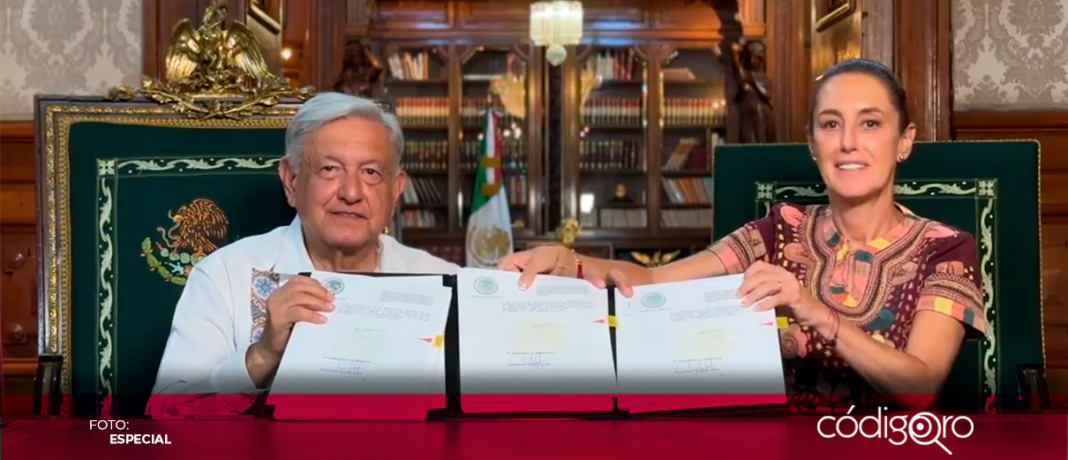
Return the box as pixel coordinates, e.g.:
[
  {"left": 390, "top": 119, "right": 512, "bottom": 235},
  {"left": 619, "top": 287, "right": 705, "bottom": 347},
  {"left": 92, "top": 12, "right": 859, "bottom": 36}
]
[
  {"left": 954, "top": 111, "right": 1068, "bottom": 407},
  {"left": 0, "top": 120, "right": 38, "bottom": 415},
  {"left": 768, "top": 0, "right": 955, "bottom": 144}
]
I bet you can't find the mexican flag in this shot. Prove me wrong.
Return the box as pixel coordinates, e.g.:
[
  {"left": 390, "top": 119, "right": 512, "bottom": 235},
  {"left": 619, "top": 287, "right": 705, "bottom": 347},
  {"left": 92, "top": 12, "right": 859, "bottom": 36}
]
[{"left": 465, "top": 111, "right": 514, "bottom": 267}]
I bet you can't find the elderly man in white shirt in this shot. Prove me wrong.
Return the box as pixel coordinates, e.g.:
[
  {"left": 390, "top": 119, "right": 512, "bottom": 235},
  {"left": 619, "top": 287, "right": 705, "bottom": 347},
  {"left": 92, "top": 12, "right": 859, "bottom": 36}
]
[{"left": 147, "top": 93, "right": 460, "bottom": 417}]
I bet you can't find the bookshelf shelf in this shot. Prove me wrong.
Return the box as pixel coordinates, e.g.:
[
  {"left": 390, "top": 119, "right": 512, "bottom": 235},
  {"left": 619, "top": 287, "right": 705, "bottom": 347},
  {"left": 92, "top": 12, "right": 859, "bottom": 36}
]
[
  {"left": 371, "top": 40, "right": 544, "bottom": 268},
  {"left": 572, "top": 45, "right": 651, "bottom": 233},
  {"left": 369, "top": 25, "right": 748, "bottom": 266}
]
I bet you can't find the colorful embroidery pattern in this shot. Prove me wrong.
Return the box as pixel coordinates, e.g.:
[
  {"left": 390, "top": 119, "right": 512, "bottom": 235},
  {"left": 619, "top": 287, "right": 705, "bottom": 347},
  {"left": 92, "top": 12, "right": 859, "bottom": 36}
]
[
  {"left": 250, "top": 269, "right": 280, "bottom": 343},
  {"left": 710, "top": 203, "right": 987, "bottom": 412}
]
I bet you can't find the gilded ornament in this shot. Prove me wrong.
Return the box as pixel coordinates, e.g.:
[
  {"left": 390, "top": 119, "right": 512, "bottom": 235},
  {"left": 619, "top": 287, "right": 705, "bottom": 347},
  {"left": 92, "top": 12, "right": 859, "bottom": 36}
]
[
  {"left": 107, "top": 1, "right": 314, "bottom": 119},
  {"left": 631, "top": 250, "right": 681, "bottom": 268},
  {"left": 556, "top": 218, "right": 581, "bottom": 244},
  {"left": 490, "top": 74, "right": 527, "bottom": 119},
  {"left": 579, "top": 67, "right": 602, "bottom": 109}
]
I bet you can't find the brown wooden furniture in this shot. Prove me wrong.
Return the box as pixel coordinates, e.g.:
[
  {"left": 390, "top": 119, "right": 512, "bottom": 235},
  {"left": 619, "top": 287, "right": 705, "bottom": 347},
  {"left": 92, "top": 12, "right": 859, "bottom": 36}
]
[
  {"left": 354, "top": 1, "right": 768, "bottom": 266},
  {"left": 2, "top": 0, "right": 1067, "bottom": 415},
  {"left": 0, "top": 121, "right": 37, "bottom": 416}
]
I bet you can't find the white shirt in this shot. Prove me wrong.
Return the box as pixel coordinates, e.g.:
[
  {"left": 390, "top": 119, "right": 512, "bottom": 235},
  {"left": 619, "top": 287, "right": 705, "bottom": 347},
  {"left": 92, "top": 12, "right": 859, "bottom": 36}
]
[{"left": 147, "top": 217, "right": 460, "bottom": 416}]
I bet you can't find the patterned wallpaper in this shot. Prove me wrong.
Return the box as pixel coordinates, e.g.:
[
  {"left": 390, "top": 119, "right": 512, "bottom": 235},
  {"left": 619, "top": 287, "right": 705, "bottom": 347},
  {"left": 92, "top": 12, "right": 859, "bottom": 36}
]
[
  {"left": 954, "top": 0, "right": 1068, "bottom": 109},
  {"left": 0, "top": 0, "right": 142, "bottom": 121},
  {"left": 0, "top": 0, "right": 1061, "bottom": 116}
]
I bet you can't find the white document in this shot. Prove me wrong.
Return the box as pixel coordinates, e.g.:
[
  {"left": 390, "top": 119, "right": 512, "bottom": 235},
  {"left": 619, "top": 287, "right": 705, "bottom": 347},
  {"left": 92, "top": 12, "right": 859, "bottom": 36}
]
[
  {"left": 615, "top": 274, "right": 786, "bottom": 402},
  {"left": 268, "top": 272, "right": 452, "bottom": 400},
  {"left": 457, "top": 268, "right": 618, "bottom": 398}
]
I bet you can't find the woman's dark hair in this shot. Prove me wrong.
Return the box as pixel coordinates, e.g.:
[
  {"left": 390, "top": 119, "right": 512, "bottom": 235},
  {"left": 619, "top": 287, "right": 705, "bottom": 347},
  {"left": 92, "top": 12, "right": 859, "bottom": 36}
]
[{"left": 806, "top": 58, "right": 911, "bottom": 134}]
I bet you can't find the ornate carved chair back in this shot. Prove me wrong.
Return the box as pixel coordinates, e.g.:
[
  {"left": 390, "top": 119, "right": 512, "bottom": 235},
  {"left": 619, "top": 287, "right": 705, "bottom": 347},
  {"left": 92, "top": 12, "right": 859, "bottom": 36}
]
[
  {"left": 712, "top": 141, "right": 1044, "bottom": 413},
  {"left": 33, "top": 3, "right": 395, "bottom": 418}
]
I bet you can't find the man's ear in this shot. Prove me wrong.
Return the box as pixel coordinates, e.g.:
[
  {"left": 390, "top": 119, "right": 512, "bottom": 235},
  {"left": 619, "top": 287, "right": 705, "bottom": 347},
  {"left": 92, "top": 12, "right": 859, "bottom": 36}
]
[
  {"left": 897, "top": 122, "right": 917, "bottom": 161},
  {"left": 278, "top": 158, "right": 299, "bottom": 208},
  {"left": 391, "top": 169, "right": 408, "bottom": 207}
]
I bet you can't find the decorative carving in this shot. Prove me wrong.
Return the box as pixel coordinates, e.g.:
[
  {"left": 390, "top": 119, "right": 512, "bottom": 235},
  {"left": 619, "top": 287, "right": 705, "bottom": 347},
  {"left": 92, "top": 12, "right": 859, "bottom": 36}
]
[
  {"left": 107, "top": 1, "right": 314, "bottom": 119},
  {"left": 556, "top": 218, "right": 581, "bottom": 244},
  {"left": 334, "top": 40, "right": 384, "bottom": 98},
  {"left": 611, "top": 184, "right": 635, "bottom": 204},
  {"left": 631, "top": 250, "right": 681, "bottom": 268},
  {"left": 731, "top": 40, "right": 775, "bottom": 144},
  {"left": 579, "top": 67, "right": 602, "bottom": 109},
  {"left": 491, "top": 76, "right": 526, "bottom": 119}
]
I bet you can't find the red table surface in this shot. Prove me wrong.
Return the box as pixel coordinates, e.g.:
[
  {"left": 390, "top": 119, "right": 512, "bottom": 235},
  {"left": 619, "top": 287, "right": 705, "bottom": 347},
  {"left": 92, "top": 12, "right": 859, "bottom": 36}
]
[{"left": 1, "top": 415, "right": 1064, "bottom": 460}]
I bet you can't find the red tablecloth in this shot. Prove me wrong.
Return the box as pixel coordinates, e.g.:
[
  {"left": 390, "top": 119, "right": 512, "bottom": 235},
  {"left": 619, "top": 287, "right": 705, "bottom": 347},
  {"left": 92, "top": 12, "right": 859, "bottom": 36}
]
[{"left": 1, "top": 415, "right": 1064, "bottom": 460}]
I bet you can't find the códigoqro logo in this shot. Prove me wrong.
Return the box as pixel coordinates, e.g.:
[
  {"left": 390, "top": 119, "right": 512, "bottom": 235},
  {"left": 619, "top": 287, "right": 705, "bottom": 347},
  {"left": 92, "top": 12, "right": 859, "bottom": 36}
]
[{"left": 817, "top": 406, "right": 974, "bottom": 455}]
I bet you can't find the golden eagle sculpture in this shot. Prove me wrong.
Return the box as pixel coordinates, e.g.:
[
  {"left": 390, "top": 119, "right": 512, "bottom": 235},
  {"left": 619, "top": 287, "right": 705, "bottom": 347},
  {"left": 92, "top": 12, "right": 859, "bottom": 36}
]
[
  {"left": 164, "top": 3, "right": 270, "bottom": 90},
  {"left": 631, "top": 250, "right": 682, "bottom": 268},
  {"left": 108, "top": 0, "right": 314, "bottom": 119}
]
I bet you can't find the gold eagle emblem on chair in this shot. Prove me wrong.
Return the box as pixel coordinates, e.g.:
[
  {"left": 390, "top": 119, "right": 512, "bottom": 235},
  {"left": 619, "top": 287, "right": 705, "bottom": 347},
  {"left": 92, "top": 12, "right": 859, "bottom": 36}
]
[
  {"left": 107, "top": 1, "right": 315, "bottom": 119},
  {"left": 164, "top": 3, "right": 270, "bottom": 93},
  {"left": 141, "top": 198, "right": 231, "bottom": 286}
]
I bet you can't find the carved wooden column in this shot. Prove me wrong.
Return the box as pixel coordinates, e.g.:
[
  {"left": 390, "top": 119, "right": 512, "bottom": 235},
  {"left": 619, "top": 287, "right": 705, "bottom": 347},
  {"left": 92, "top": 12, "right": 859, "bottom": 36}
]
[
  {"left": 896, "top": 0, "right": 953, "bottom": 141},
  {"left": 766, "top": 0, "right": 811, "bottom": 142},
  {"left": 808, "top": 0, "right": 952, "bottom": 141}
]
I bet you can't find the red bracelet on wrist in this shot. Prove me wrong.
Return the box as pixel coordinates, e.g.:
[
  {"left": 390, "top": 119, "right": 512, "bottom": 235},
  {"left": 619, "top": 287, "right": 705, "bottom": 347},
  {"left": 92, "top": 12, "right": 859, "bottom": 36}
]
[{"left": 573, "top": 250, "right": 583, "bottom": 279}]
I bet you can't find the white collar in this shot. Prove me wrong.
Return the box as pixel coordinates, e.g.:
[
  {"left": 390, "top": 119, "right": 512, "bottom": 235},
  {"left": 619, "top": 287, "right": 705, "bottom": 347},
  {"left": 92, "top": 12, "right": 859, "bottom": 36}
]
[{"left": 273, "top": 216, "right": 397, "bottom": 275}]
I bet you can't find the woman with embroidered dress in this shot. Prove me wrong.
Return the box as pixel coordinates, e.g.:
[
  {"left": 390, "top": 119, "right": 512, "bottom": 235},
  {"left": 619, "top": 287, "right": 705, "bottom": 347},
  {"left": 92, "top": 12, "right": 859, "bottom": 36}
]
[{"left": 497, "top": 58, "right": 986, "bottom": 412}]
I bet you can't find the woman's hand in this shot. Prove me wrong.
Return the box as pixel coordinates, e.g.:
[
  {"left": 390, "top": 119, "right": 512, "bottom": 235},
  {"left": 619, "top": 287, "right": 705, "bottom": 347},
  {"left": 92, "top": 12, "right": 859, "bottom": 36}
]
[
  {"left": 736, "top": 261, "right": 829, "bottom": 326},
  {"left": 497, "top": 245, "right": 633, "bottom": 295}
]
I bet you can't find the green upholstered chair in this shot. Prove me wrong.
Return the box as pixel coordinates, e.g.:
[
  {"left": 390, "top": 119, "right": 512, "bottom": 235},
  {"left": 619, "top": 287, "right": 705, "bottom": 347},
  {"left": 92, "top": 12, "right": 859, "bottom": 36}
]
[
  {"left": 35, "top": 95, "right": 398, "bottom": 418},
  {"left": 712, "top": 141, "right": 1045, "bottom": 413}
]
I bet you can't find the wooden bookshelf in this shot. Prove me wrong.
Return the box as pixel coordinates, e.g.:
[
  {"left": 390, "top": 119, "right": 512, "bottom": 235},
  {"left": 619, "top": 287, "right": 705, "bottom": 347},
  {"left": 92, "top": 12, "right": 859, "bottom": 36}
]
[
  {"left": 359, "top": 0, "right": 766, "bottom": 265},
  {"left": 656, "top": 46, "right": 726, "bottom": 233},
  {"left": 380, "top": 45, "right": 452, "bottom": 233},
  {"left": 555, "top": 42, "right": 728, "bottom": 258}
]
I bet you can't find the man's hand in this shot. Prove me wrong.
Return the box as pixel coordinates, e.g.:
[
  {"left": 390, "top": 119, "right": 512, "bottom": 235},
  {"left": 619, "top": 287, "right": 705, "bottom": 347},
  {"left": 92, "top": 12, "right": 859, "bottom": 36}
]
[{"left": 245, "top": 276, "right": 334, "bottom": 388}]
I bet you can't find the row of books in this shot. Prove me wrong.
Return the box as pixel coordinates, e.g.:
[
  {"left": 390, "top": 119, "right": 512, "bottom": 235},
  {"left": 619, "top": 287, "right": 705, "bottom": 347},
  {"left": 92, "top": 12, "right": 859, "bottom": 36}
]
[
  {"left": 589, "top": 48, "right": 641, "bottom": 81},
  {"left": 401, "top": 175, "right": 528, "bottom": 207},
  {"left": 585, "top": 208, "right": 649, "bottom": 229},
  {"left": 579, "top": 140, "right": 644, "bottom": 171},
  {"left": 581, "top": 98, "right": 643, "bottom": 126},
  {"left": 461, "top": 139, "right": 526, "bottom": 172},
  {"left": 662, "top": 134, "right": 719, "bottom": 171},
  {"left": 495, "top": 175, "right": 527, "bottom": 207},
  {"left": 402, "top": 177, "right": 445, "bottom": 205},
  {"left": 402, "top": 140, "right": 448, "bottom": 171},
  {"left": 387, "top": 52, "right": 435, "bottom": 81},
  {"left": 395, "top": 97, "right": 449, "bottom": 126},
  {"left": 663, "top": 177, "right": 713, "bottom": 204},
  {"left": 662, "top": 209, "right": 712, "bottom": 228},
  {"left": 663, "top": 98, "right": 727, "bottom": 126},
  {"left": 394, "top": 97, "right": 724, "bottom": 129},
  {"left": 401, "top": 209, "right": 440, "bottom": 228}
]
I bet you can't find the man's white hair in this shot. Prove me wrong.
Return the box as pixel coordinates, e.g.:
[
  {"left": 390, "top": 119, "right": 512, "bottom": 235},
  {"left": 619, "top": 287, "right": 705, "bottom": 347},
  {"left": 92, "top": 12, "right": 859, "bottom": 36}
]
[{"left": 284, "top": 92, "right": 404, "bottom": 173}]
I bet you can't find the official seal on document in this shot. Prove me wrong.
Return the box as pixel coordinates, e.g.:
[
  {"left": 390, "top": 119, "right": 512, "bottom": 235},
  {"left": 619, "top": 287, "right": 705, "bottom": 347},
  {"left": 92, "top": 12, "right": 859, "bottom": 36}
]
[
  {"left": 323, "top": 278, "right": 345, "bottom": 295},
  {"left": 641, "top": 292, "right": 666, "bottom": 308},
  {"left": 473, "top": 276, "right": 499, "bottom": 295}
]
